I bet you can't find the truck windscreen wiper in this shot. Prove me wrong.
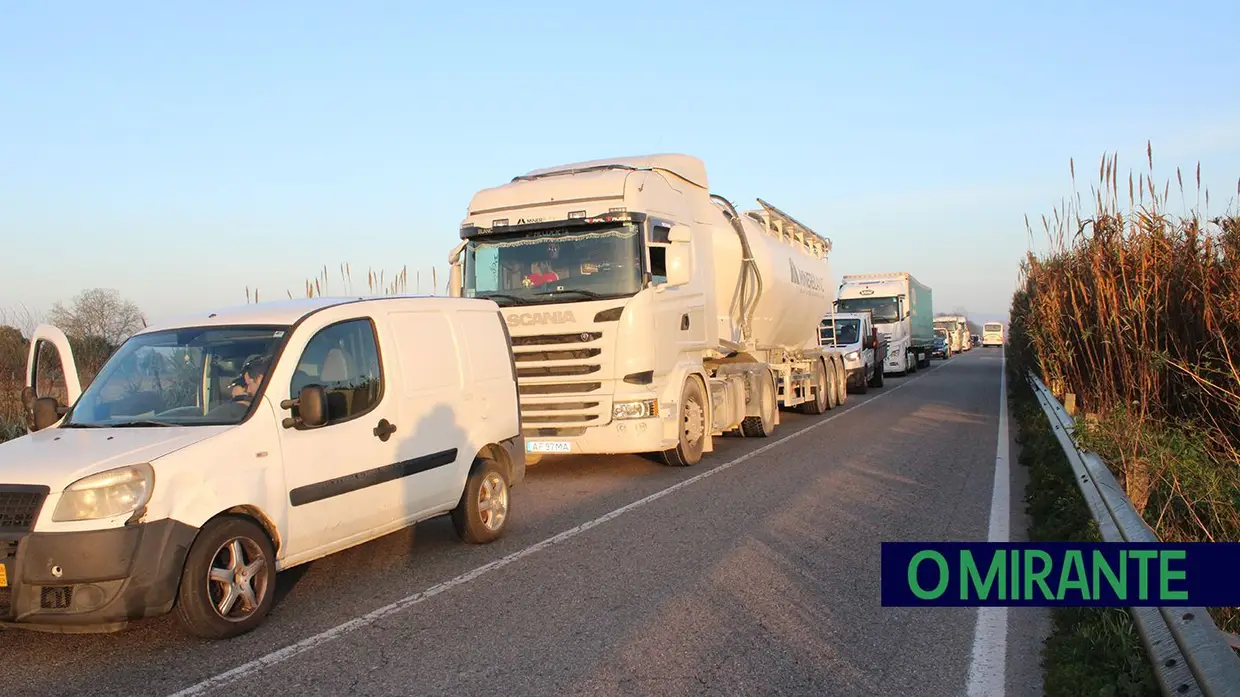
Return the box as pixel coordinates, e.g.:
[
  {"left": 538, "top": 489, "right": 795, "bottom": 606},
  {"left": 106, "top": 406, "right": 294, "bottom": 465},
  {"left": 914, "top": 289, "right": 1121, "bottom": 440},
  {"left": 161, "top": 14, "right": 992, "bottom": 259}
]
[
  {"left": 477, "top": 293, "right": 531, "bottom": 306},
  {"left": 533, "top": 289, "right": 606, "bottom": 300}
]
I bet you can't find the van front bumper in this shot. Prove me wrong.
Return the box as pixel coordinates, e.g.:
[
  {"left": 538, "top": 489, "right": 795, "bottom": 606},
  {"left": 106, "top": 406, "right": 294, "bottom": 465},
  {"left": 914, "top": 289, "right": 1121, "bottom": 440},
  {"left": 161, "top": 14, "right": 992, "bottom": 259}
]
[{"left": 0, "top": 518, "right": 197, "bottom": 632}]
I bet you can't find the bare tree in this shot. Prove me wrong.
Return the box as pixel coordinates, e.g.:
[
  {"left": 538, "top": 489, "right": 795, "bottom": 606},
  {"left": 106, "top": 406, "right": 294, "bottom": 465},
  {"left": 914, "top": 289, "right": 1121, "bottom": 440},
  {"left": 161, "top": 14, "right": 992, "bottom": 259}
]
[{"left": 47, "top": 288, "right": 146, "bottom": 345}]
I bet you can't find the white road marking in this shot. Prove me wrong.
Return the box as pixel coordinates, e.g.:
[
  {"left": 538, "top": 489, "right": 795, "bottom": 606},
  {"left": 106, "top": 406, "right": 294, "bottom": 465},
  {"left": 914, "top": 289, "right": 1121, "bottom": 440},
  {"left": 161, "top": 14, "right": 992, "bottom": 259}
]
[
  {"left": 965, "top": 346, "right": 1010, "bottom": 697},
  {"left": 167, "top": 363, "right": 944, "bottom": 697}
]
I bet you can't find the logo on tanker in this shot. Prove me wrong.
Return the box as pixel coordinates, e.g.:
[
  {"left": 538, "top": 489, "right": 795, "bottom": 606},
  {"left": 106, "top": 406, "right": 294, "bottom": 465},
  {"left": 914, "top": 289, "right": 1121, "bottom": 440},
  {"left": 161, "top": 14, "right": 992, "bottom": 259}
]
[
  {"left": 788, "top": 259, "right": 826, "bottom": 294},
  {"left": 505, "top": 310, "right": 577, "bottom": 327}
]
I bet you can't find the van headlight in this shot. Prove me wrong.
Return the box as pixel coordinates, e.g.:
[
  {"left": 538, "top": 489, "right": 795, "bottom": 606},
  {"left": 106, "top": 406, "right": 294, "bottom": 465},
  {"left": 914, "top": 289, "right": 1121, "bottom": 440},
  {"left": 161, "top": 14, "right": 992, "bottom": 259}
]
[
  {"left": 53, "top": 464, "right": 155, "bottom": 522},
  {"left": 845, "top": 351, "right": 860, "bottom": 362},
  {"left": 614, "top": 399, "right": 659, "bottom": 420}
]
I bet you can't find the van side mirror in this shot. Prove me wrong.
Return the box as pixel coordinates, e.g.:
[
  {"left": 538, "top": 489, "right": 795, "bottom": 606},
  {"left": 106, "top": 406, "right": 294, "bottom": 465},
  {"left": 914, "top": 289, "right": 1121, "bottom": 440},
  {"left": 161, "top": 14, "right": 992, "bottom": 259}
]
[
  {"left": 863, "top": 335, "right": 875, "bottom": 349},
  {"left": 31, "top": 397, "right": 63, "bottom": 432},
  {"left": 281, "top": 384, "right": 328, "bottom": 429}
]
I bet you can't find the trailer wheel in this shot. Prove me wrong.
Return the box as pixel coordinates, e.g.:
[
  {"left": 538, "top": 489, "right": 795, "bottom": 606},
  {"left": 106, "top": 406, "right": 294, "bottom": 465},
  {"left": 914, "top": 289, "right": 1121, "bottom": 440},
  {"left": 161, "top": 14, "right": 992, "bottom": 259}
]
[
  {"left": 660, "top": 376, "right": 707, "bottom": 467},
  {"left": 799, "top": 358, "right": 829, "bottom": 414},
  {"left": 833, "top": 359, "right": 847, "bottom": 405},
  {"left": 741, "top": 370, "right": 777, "bottom": 437}
]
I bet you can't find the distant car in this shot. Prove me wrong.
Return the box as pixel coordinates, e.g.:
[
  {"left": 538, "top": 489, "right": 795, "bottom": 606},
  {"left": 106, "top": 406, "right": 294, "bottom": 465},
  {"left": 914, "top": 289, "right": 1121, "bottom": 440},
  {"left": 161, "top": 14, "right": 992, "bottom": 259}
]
[{"left": 931, "top": 334, "right": 950, "bottom": 359}]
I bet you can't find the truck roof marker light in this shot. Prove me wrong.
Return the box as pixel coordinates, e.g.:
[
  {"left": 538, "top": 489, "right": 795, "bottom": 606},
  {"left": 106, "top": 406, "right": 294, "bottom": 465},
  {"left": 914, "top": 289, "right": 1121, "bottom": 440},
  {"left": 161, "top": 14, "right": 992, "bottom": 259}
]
[
  {"left": 493, "top": 218, "right": 509, "bottom": 227},
  {"left": 609, "top": 207, "right": 626, "bottom": 213},
  {"left": 568, "top": 210, "right": 587, "bottom": 219}
]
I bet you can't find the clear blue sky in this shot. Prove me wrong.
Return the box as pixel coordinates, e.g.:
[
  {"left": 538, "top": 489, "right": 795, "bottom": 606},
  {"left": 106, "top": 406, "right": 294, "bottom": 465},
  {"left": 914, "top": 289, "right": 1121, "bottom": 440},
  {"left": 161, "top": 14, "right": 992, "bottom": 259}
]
[{"left": 3, "top": 1, "right": 1238, "bottom": 326}]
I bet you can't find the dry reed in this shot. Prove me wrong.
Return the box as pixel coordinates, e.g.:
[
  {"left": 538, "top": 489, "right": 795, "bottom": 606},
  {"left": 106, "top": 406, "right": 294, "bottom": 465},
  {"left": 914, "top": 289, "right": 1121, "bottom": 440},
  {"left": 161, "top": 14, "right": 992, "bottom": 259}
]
[{"left": 1009, "top": 143, "right": 1240, "bottom": 631}]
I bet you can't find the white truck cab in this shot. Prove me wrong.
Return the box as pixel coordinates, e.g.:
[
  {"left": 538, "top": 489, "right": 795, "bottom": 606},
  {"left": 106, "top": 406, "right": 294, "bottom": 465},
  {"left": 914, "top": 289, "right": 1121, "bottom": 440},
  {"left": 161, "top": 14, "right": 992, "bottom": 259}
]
[
  {"left": 0, "top": 296, "right": 523, "bottom": 639},
  {"left": 819, "top": 311, "right": 886, "bottom": 393}
]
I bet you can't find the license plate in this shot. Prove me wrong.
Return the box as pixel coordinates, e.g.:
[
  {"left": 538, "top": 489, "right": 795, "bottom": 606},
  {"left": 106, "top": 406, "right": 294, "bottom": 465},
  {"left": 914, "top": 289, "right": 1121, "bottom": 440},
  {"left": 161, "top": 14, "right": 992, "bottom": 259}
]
[
  {"left": 527, "top": 440, "right": 571, "bottom": 453},
  {"left": 0, "top": 563, "right": 7, "bottom": 588}
]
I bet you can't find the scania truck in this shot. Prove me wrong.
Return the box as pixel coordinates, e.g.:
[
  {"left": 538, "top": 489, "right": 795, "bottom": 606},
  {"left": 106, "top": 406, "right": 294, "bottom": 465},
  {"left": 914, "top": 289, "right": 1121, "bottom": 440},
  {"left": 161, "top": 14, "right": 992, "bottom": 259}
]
[
  {"left": 447, "top": 154, "right": 849, "bottom": 467},
  {"left": 835, "top": 272, "right": 934, "bottom": 376}
]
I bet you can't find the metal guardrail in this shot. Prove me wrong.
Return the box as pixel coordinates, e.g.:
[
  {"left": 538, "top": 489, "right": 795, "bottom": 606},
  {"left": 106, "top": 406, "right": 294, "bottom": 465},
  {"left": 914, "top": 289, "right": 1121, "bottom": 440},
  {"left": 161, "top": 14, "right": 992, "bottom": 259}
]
[{"left": 1027, "top": 372, "right": 1240, "bottom": 697}]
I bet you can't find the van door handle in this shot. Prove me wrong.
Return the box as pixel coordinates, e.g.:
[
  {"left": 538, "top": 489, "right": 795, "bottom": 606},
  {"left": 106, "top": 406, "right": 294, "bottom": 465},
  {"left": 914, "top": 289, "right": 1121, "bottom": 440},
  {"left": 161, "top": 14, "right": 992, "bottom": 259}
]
[
  {"left": 681, "top": 314, "right": 690, "bottom": 330},
  {"left": 373, "top": 418, "right": 397, "bottom": 442}
]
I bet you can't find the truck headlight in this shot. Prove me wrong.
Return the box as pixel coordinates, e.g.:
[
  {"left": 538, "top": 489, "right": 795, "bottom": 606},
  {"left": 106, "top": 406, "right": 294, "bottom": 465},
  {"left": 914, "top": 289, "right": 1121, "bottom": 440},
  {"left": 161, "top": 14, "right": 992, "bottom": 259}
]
[
  {"left": 614, "top": 399, "right": 659, "bottom": 420},
  {"left": 53, "top": 464, "right": 155, "bottom": 522}
]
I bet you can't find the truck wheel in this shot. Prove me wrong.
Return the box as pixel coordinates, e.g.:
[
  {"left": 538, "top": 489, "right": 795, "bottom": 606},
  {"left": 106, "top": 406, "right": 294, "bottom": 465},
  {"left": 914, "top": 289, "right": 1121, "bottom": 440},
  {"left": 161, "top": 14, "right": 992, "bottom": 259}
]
[
  {"left": 174, "top": 515, "right": 277, "bottom": 640},
  {"left": 741, "top": 370, "right": 777, "bottom": 437},
  {"left": 907, "top": 351, "right": 917, "bottom": 373},
  {"left": 661, "top": 377, "right": 707, "bottom": 466},
  {"left": 799, "top": 358, "right": 829, "bottom": 414},
  {"left": 452, "top": 457, "right": 511, "bottom": 544}
]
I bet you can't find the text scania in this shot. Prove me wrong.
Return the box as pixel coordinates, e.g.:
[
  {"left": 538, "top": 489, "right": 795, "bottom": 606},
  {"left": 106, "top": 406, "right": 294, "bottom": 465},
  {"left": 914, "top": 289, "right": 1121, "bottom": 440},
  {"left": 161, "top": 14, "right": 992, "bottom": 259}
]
[{"left": 506, "top": 311, "right": 578, "bottom": 327}]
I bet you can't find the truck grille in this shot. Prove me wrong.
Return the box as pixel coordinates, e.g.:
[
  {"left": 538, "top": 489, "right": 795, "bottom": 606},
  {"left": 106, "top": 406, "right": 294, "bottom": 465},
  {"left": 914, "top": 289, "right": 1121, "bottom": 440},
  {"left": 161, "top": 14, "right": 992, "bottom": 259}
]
[
  {"left": 0, "top": 485, "right": 49, "bottom": 533},
  {"left": 512, "top": 331, "right": 611, "bottom": 437}
]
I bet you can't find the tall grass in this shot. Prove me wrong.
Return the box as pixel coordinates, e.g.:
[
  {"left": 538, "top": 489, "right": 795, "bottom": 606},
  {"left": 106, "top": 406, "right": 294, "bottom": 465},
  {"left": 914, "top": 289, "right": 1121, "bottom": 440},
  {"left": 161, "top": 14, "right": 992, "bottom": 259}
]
[
  {"left": 1009, "top": 143, "right": 1240, "bottom": 631},
  {"left": 245, "top": 263, "right": 449, "bottom": 303}
]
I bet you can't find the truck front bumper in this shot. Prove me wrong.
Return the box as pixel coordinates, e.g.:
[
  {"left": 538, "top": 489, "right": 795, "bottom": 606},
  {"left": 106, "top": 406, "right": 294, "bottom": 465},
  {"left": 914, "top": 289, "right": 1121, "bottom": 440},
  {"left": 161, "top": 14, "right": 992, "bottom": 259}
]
[
  {"left": 0, "top": 519, "right": 197, "bottom": 632},
  {"left": 524, "top": 415, "right": 673, "bottom": 457}
]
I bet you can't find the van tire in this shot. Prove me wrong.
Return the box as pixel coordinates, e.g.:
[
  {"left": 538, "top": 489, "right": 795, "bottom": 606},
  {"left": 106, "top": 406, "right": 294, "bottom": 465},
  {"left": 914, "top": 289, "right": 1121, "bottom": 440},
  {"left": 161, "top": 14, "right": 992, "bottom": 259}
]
[
  {"left": 452, "top": 458, "right": 511, "bottom": 544},
  {"left": 174, "top": 515, "right": 277, "bottom": 640},
  {"left": 661, "top": 377, "right": 708, "bottom": 466},
  {"left": 868, "top": 363, "right": 884, "bottom": 388}
]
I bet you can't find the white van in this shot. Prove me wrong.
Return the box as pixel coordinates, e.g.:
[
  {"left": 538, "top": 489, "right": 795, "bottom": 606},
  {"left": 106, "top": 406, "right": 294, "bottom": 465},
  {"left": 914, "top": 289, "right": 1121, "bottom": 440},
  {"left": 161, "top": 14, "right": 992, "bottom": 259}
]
[{"left": 0, "top": 296, "right": 523, "bottom": 639}]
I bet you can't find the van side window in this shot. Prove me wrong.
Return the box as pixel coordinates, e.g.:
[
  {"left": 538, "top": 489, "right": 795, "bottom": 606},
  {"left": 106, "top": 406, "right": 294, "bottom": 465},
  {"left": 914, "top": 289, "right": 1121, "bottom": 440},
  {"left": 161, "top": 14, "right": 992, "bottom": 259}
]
[{"left": 290, "top": 319, "right": 383, "bottom": 425}]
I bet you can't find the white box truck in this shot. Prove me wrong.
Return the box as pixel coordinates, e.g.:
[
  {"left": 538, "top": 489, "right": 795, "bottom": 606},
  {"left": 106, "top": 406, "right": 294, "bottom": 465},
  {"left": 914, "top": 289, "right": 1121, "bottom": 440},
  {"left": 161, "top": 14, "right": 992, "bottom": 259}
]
[
  {"left": 835, "top": 272, "right": 934, "bottom": 376},
  {"left": 447, "top": 154, "right": 850, "bottom": 467},
  {"left": 934, "top": 314, "right": 969, "bottom": 353}
]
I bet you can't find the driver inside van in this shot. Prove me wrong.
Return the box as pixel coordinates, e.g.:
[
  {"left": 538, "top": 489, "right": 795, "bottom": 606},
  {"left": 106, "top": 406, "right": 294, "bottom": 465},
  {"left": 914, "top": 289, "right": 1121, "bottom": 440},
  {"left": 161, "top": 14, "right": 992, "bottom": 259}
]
[{"left": 208, "top": 355, "right": 269, "bottom": 419}]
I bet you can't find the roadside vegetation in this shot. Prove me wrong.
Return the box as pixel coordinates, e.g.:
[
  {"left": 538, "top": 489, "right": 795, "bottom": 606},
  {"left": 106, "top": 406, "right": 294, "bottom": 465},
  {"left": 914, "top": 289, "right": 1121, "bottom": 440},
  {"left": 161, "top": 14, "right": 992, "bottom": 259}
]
[{"left": 1009, "top": 143, "right": 1240, "bottom": 690}]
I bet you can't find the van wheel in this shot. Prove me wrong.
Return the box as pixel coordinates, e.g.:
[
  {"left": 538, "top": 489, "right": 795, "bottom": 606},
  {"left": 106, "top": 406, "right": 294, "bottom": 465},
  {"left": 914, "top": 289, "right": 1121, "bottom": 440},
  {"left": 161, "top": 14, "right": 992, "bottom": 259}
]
[
  {"left": 174, "top": 516, "right": 277, "bottom": 640},
  {"left": 661, "top": 377, "right": 707, "bottom": 466},
  {"left": 741, "top": 370, "right": 777, "bottom": 437},
  {"left": 799, "top": 358, "right": 829, "bottom": 414},
  {"left": 452, "top": 458, "right": 511, "bottom": 544},
  {"left": 869, "top": 363, "right": 884, "bottom": 388}
]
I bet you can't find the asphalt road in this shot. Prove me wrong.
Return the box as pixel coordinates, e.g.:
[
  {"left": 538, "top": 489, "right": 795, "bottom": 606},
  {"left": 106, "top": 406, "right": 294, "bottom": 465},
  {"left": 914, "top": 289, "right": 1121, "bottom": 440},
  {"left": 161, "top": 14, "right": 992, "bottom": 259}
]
[{"left": 4, "top": 347, "right": 1046, "bottom": 697}]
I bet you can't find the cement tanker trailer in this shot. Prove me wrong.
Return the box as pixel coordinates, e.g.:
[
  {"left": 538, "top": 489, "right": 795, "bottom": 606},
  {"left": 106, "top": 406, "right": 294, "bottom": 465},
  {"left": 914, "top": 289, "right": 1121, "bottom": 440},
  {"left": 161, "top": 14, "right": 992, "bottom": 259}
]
[{"left": 448, "top": 153, "right": 850, "bottom": 467}]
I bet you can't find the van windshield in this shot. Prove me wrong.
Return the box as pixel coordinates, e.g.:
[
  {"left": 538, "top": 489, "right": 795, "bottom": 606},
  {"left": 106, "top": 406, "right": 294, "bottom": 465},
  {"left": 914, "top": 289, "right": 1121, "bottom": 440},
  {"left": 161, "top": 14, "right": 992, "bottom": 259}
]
[
  {"left": 62, "top": 326, "right": 288, "bottom": 428},
  {"left": 824, "top": 318, "right": 861, "bottom": 345}
]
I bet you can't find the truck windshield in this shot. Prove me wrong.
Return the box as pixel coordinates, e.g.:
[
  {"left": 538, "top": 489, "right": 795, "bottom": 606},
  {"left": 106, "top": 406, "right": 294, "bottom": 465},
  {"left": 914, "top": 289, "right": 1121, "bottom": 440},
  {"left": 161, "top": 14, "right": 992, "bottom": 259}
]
[
  {"left": 464, "top": 224, "right": 644, "bottom": 306},
  {"left": 836, "top": 297, "right": 900, "bottom": 323},
  {"left": 62, "top": 326, "right": 288, "bottom": 428},
  {"left": 825, "top": 319, "right": 860, "bottom": 345}
]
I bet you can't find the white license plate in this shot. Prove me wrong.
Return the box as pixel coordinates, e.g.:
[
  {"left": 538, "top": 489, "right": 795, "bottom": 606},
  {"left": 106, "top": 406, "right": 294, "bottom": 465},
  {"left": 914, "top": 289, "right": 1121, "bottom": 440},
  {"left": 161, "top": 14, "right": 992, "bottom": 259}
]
[{"left": 527, "top": 440, "right": 571, "bottom": 453}]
